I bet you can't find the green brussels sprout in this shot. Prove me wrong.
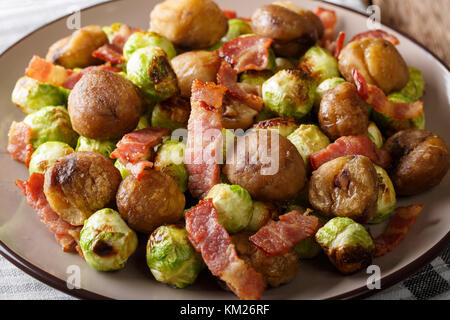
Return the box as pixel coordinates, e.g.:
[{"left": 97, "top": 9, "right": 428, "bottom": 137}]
[
  {"left": 369, "top": 165, "right": 396, "bottom": 224},
  {"left": 398, "top": 66, "right": 425, "bottom": 101},
  {"left": 126, "top": 47, "right": 179, "bottom": 102},
  {"left": 75, "top": 136, "right": 116, "bottom": 159},
  {"left": 367, "top": 121, "right": 383, "bottom": 148},
  {"left": 123, "top": 31, "right": 176, "bottom": 61},
  {"left": 146, "top": 225, "right": 204, "bottom": 288},
  {"left": 314, "top": 77, "right": 346, "bottom": 107},
  {"left": 262, "top": 69, "right": 316, "bottom": 120},
  {"left": 154, "top": 140, "right": 188, "bottom": 192},
  {"left": 102, "top": 23, "right": 123, "bottom": 43},
  {"left": 114, "top": 160, "right": 130, "bottom": 179},
  {"left": 11, "top": 76, "right": 69, "bottom": 114},
  {"left": 287, "top": 124, "right": 330, "bottom": 168},
  {"left": 245, "top": 201, "right": 278, "bottom": 232},
  {"left": 79, "top": 208, "right": 138, "bottom": 271},
  {"left": 274, "top": 57, "right": 297, "bottom": 72},
  {"left": 23, "top": 106, "right": 78, "bottom": 149},
  {"left": 151, "top": 96, "right": 190, "bottom": 130},
  {"left": 299, "top": 46, "right": 339, "bottom": 83},
  {"left": 135, "top": 111, "right": 151, "bottom": 131},
  {"left": 253, "top": 117, "right": 298, "bottom": 137},
  {"left": 295, "top": 238, "right": 322, "bottom": 259},
  {"left": 239, "top": 70, "right": 274, "bottom": 86},
  {"left": 256, "top": 107, "right": 277, "bottom": 121},
  {"left": 315, "top": 217, "right": 375, "bottom": 274},
  {"left": 205, "top": 183, "right": 253, "bottom": 233},
  {"left": 28, "top": 141, "right": 74, "bottom": 174},
  {"left": 371, "top": 93, "right": 425, "bottom": 137},
  {"left": 209, "top": 19, "right": 253, "bottom": 50}
]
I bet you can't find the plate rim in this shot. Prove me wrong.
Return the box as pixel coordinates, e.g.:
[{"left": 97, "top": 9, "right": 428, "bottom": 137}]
[{"left": 0, "top": 0, "right": 449, "bottom": 300}]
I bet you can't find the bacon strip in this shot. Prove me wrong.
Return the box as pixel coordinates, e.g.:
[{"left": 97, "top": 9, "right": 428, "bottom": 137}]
[
  {"left": 352, "top": 68, "right": 424, "bottom": 119},
  {"left": 110, "top": 127, "right": 169, "bottom": 180},
  {"left": 7, "top": 121, "right": 33, "bottom": 168},
  {"left": 26, "top": 55, "right": 122, "bottom": 90},
  {"left": 249, "top": 211, "right": 320, "bottom": 256},
  {"left": 222, "top": 9, "right": 237, "bottom": 19},
  {"left": 351, "top": 29, "right": 399, "bottom": 45},
  {"left": 374, "top": 204, "right": 424, "bottom": 257},
  {"left": 16, "top": 173, "right": 81, "bottom": 251},
  {"left": 92, "top": 44, "right": 125, "bottom": 65},
  {"left": 315, "top": 7, "right": 337, "bottom": 42},
  {"left": 218, "top": 36, "right": 273, "bottom": 74},
  {"left": 186, "top": 199, "right": 266, "bottom": 300},
  {"left": 217, "top": 61, "right": 263, "bottom": 112},
  {"left": 309, "top": 135, "right": 392, "bottom": 170},
  {"left": 185, "top": 80, "right": 227, "bottom": 199}
]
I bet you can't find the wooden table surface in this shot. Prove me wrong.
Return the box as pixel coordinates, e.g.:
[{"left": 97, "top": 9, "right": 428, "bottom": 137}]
[{"left": 373, "top": 0, "right": 449, "bottom": 67}]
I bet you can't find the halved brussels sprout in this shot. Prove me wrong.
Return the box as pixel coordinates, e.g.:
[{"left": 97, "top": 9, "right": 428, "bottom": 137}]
[
  {"left": 239, "top": 70, "right": 274, "bottom": 86},
  {"left": 295, "top": 238, "right": 322, "bottom": 259},
  {"left": 371, "top": 93, "right": 425, "bottom": 137},
  {"left": 75, "top": 136, "right": 116, "bottom": 159},
  {"left": 11, "top": 76, "right": 69, "bottom": 114},
  {"left": 114, "top": 160, "right": 130, "bottom": 179},
  {"left": 79, "top": 208, "right": 138, "bottom": 271},
  {"left": 299, "top": 46, "right": 339, "bottom": 83},
  {"left": 28, "top": 141, "right": 74, "bottom": 174},
  {"left": 123, "top": 31, "right": 176, "bottom": 60},
  {"left": 287, "top": 124, "right": 330, "bottom": 168},
  {"left": 367, "top": 121, "right": 383, "bottom": 148},
  {"left": 245, "top": 201, "right": 278, "bottom": 232},
  {"left": 262, "top": 69, "right": 316, "bottom": 120},
  {"left": 253, "top": 117, "right": 298, "bottom": 137},
  {"left": 151, "top": 96, "right": 190, "bottom": 130},
  {"left": 146, "top": 225, "right": 204, "bottom": 288},
  {"left": 315, "top": 217, "right": 375, "bottom": 274},
  {"left": 154, "top": 140, "right": 188, "bottom": 192},
  {"left": 398, "top": 66, "right": 425, "bottom": 101},
  {"left": 369, "top": 165, "right": 396, "bottom": 224},
  {"left": 205, "top": 183, "right": 253, "bottom": 233},
  {"left": 23, "top": 106, "right": 78, "bottom": 149},
  {"left": 274, "top": 57, "right": 297, "bottom": 72},
  {"left": 314, "top": 77, "right": 346, "bottom": 107},
  {"left": 126, "top": 47, "right": 179, "bottom": 102}
]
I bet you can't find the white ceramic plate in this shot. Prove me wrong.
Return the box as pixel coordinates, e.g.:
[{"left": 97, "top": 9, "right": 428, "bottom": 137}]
[{"left": 0, "top": 0, "right": 449, "bottom": 300}]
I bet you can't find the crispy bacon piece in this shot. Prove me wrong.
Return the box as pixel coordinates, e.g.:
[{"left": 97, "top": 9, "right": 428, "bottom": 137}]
[
  {"left": 309, "top": 135, "right": 392, "bottom": 170},
  {"left": 249, "top": 211, "right": 320, "bottom": 256},
  {"left": 110, "top": 127, "right": 169, "bottom": 180},
  {"left": 351, "top": 29, "right": 400, "bottom": 45},
  {"left": 222, "top": 9, "right": 237, "bottom": 19},
  {"left": 185, "top": 80, "right": 227, "bottom": 199},
  {"left": 92, "top": 44, "right": 125, "bottom": 65},
  {"left": 7, "top": 121, "right": 33, "bottom": 168},
  {"left": 217, "top": 61, "right": 263, "bottom": 112},
  {"left": 186, "top": 199, "right": 266, "bottom": 300},
  {"left": 16, "top": 173, "right": 81, "bottom": 251},
  {"left": 374, "top": 204, "right": 424, "bottom": 257},
  {"left": 218, "top": 36, "right": 273, "bottom": 74},
  {"left": 352, "top": 68, "right": 424, "bottom": 119},
  {"left": 315, "top": 7, "right": 337, "bottom": 42},
  {"left": 25, "top": 56, "right": 122, "bottom": 89}
]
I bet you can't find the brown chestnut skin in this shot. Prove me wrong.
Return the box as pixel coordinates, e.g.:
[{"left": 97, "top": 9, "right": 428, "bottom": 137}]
[
  {"left": 44, "top": 151, "right": 122, "bottom": 226},
  {"left": 252, "top": 4, "right": 323, "bottom": 58},
  {"left": 68, "top": 70, "right": 144, "bottom": 140},
  {"left": 384, "top": 129, "right": 450, "bottom": 196},
  {"left": 308, "top": 155, "right": 378, "bottom": 223},
  {"left": 222, "top": 95, "right": 258, "bottom": 130},
  {"left": 319, "top": 82, "right": 369, "bottom": 140},
  {"left": 232, "top": 232, "right": 300, "bottom": 287},
  {"left": 223, "top": 130, "right": 306, "bottom": 201},
  {"left": 170, "top": 51, "right": 222, "bottom": 98},
  {"left": 149, "top": 0, "right": 228, "bottom": 49},
  {"left": 338, "top": 38, "right": 409, "bottom": 94},
  {"left": 46, "top": 25, "right": 108, "bottom": 69},
  {"left": 116, "top": 169, "right": 185, "bottom": 233}
]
